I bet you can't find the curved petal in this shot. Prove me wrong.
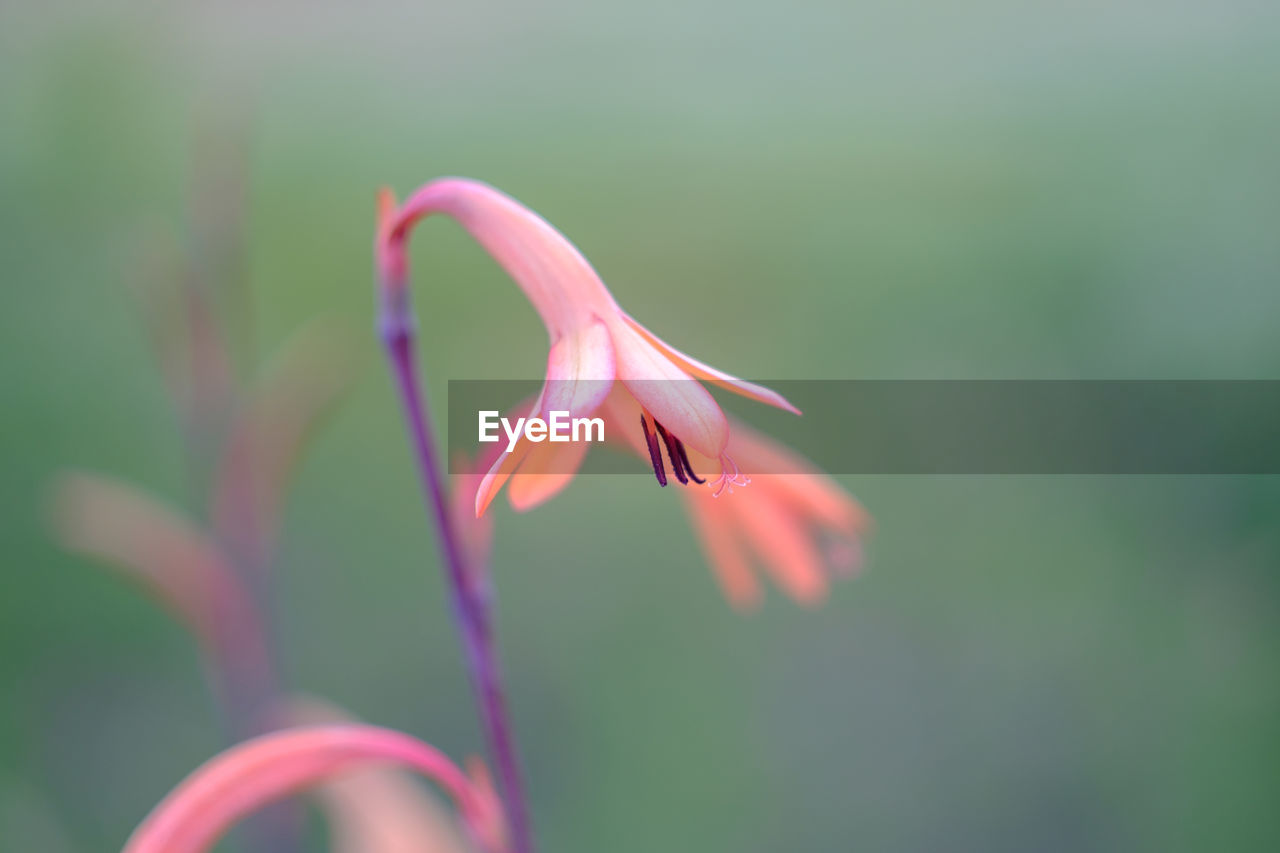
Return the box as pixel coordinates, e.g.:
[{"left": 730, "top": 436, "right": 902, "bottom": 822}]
[
  {"left": 774, "top": 475, "right": 872, "bottom": 538},
  {"left": 474, "top": 441, "right": 531, "bottom": 518},
  {"left": 731, "top": 487, "right": 828, "bottom": 605},
  {"left": 474, "top": 389, "right": 544, "bottom": 517},
  {"left": 621, "top": 312, "right": 800, "bottom": 415},
  {"left": 541, "top": 319, "right": 615, "bottom": 418},
  {"left": 683, "top": 494, "right": 761, "bottom": 610},
  {"left": 609, "top": 319, "right": 728, "bottom": 458},
  {"left": 507, "top": 439, "right": 590, "bottom": 512},
  {"left": 595, "top": 384, "right": 649, "bottom": 459},
  {"left": 725, "top": 420, "right": 871, "bottom": 536},
  {"left": 498, "top": 324, "right": 613, "bottom": 512},
  {"left": 122, "top": 725, "right": 504, "bottom": 853},
  {"left": 387, "top": 179, "right": 617, "bottom": 337}
]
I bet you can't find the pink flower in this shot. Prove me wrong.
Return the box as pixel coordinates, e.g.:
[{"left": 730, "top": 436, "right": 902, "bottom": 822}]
[
  {"left": 375, "top": 178, "right": 799, "bottom": 516},
  {"left": 121, "top": 725, "right": 506, "bottom": 853}
]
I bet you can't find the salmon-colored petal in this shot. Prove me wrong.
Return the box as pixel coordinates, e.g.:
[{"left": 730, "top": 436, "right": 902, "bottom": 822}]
[
  {"left": 731, "top": 486, "right": 828, "bottom": 605},
  {"left": 683, "top": 494, "right": 761, "bottom": 610},
  {"left": 505, "top": 324, "right": 613, "bottom": 511},
  {"left": 774, "top": 475, "right": 872, "bottom": 537},
  {"left": 123, "top": 725, "right": 503, "bottom": 853},
  {"left": 474, "top": 389, "right": 544, "bottom": 517},
  {"left": 609, "top": 319, "right": 728, "bottom": 458},
  {"left": 724, "top": 420, "right": 871, "bottom": 535},
  {"left": 387, "top": 179, "right": 616, "bottom": 337},
  {"left": 474, "top": 442, "right": 530, "bottom": 518},
  {"left": 620, "top": 312, "right": 800, "bottom": 415},
  {"left": 507, "top": 439, "right": 590, "bottom": 512},
  {"left": 595, "top": 384, "right": 649, "bottom": 459},
  {"left": 541, "top": 319, "right": 615, "bottom": 418}
]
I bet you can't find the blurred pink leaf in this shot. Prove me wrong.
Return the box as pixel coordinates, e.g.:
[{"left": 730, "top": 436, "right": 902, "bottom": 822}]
[
  {"left": 50, "top": 472, "right": 269, "bottom": 691},
  {"left": 210, "top": 319, "right": 359, "bottom": 566},
  {"left": 127, "top": 226, "right": 238, "bottom": 451},
  {"left": 122, "top": 725, "right": 507, "bottom": 853}
]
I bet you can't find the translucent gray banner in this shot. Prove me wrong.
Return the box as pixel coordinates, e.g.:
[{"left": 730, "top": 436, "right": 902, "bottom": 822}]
[{"left": 445, "top": 380, "right": 1280, "bottom": 475}]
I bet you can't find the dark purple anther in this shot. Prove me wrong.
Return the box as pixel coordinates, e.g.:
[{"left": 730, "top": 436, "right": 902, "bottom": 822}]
[
  {"left": 640, "top": 415, "right": 668, "bottom": 486},
  {"left": 653, "top": 421, "right": 689, "bottom": 485},
  {"left": 675, "top": 439, "right": 706, "bottom": 484}
]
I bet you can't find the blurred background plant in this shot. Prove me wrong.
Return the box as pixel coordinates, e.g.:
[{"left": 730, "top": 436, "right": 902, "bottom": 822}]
[
  {"left": 2, "top": 1, "right": 1279, "bottom": 851},
  {"left": 49, "top": 115, "right": 352, "bottom": 745},
  {"left": 38, "top": 109, "right": 501, "bottom": 851}
]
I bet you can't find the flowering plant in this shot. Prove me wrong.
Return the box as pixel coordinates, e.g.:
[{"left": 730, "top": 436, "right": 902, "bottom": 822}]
[{"left": 55, "top": 170, "right": 868, "bottom": 852}]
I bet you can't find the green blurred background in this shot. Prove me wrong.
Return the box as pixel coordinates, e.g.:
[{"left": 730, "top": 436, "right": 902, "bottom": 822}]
[{"left": 2, "top": 1, "right": 1279, "bottom": 850}]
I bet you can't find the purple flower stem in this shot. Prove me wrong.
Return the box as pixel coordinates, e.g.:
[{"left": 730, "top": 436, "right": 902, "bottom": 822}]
[{"left": 381, "top": 314, "right": 535, "bottom": 853}]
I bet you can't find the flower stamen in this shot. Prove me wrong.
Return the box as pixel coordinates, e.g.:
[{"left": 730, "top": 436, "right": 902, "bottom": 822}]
[
  {"left": 653, "top": 421, "right": 689, "bottom": 486},
  {"left": 710, "top": 454, "right": 750, "bottom": 498},
  {"left": 674, "top": 439, "right": 706, "bottom": 484},
  {"left": 639, "top": 415, "right": 668, "bottom": 486},
  {"left": 641, "top": 416, "right": 708, "bottom": 488}
]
